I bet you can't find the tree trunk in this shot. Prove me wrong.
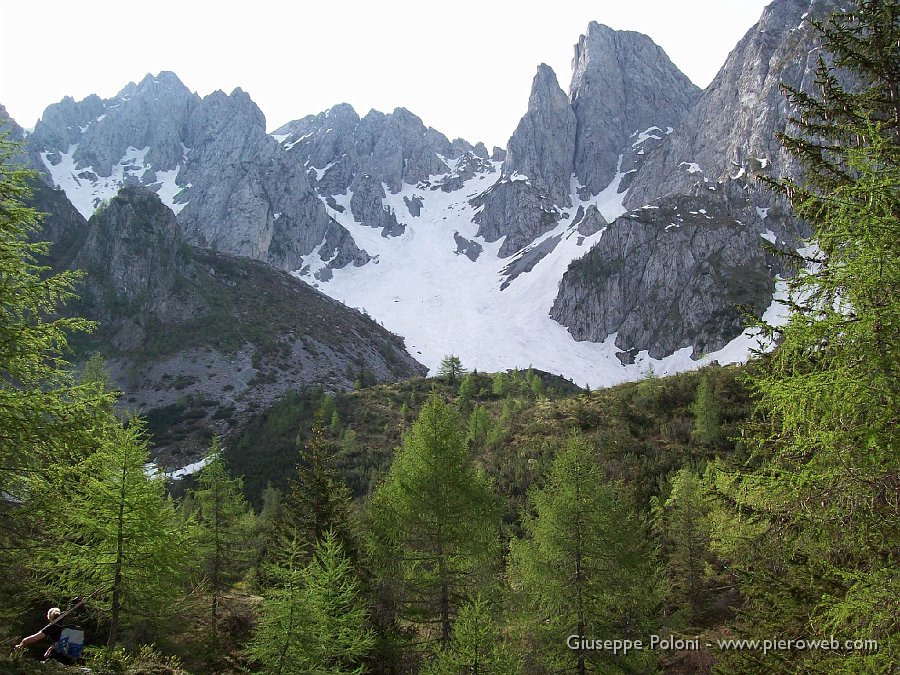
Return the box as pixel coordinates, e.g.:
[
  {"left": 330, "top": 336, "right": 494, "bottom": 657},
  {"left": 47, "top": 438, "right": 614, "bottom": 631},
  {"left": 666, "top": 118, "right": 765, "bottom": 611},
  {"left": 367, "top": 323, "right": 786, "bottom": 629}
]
[
  {"left": 212, "top": 480, "right": 221, "bottom": 641},
  {"left": 436, "top": 523, "right": 451, "bottom": 647},
  {"left": 108, "top": 454, "right": 128, "bottom": 647},
  {"left": 575, "top": 471, "right": 586, "bottom": 675}
]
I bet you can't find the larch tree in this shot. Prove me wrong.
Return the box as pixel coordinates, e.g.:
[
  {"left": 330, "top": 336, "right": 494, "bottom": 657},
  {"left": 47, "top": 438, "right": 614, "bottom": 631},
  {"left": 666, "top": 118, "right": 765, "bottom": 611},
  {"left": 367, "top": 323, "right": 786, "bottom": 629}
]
[
  {"left": 35, "top": 416, "right": 195, "bottom": 646},
  {"left": 691, "top": 370, "right": 722, "bottom": 448},
  {"left": 422, "top": 595, "right": 521, "bottom": 675},
  {"left": 247, "top": 533, "right": 312, "bottom": 675},
  {"left": 438, "top": 355, "right": 467, "bottom": 386},
  {"left": 192, "top": 438, "right": 253, "bottom": 641},
  {"left": 369, "top": 394, "right": 500, "bottom": 650},
  {"left": 710, "top": 2, "right": 899, "bottom": 672},
  {"left": 297, "top": 530, "right": 375, "bottom": 674},
  {"left": 509, "top": 433, "right": 660, "bottom": 675},
  {"left": 249, "top": 530, "right": 374, "bottom": 675}
]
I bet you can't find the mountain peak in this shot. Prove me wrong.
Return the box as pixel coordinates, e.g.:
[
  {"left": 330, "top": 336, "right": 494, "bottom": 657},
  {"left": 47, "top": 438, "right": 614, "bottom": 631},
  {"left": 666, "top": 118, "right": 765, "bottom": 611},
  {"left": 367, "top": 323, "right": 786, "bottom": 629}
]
[
  {"left": 119, "top": 71, "right": 190, "bottom": 99},
  {"left": 533, "top": 63, "right": 560, "bottom": 90},
  {"left": 623, "top": 0, "right": 836, "bottom": 221},
  {"left": 568, "top": 22, "right": 700, "bottom": 194},
  {"left": 327, "top": 102, "right": 358, "bottom": 119},
  {"left": 0, "top": 103, "right": 25, "bottom": 139},
  {"left": 501, "top": 63, "right": 576, "bottom": 205}
]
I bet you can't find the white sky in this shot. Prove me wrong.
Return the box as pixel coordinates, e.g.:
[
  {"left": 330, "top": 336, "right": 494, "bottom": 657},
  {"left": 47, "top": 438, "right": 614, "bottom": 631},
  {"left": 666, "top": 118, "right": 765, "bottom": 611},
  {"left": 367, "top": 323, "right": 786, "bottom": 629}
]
[{"left": 2, "top": 0, "right": 771, "bottom": 150}]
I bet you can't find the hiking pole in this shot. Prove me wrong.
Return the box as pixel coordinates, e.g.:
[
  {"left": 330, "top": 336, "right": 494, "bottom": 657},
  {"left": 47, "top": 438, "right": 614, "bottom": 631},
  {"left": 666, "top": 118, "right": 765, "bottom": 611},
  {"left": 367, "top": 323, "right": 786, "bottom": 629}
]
[{"left": 39, "top": 586, "right": 106, "bottom": 633}]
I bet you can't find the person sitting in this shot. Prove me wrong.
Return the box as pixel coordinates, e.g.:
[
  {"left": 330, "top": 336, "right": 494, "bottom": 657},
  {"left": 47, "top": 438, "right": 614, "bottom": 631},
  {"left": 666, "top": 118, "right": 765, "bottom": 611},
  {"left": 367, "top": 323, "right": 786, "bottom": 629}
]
[{"left": 15, "top": 607, "right": 82, "bottom": 663}]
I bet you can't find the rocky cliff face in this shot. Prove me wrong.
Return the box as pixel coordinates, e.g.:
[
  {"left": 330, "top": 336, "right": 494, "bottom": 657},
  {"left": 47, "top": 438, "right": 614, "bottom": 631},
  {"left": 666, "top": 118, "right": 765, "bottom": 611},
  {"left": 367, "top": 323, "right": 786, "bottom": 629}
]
[
  {"left": 27, "top": 73, "right": 367, "bottom": 273},
  {"left": 72, "top": 186, "right": 201, "bottom": 336},
  {"left": 270, "top": 104, "right": 471, "bottom": 237},
  {"left": 550, "top": 0, "right": 840, "bottom": 360},
  {"left": 502, "top": 64, "right": 577, "bottom": 206},
  {"left": 569, "top": 23, "right": 700, "bottom": 196},
  {"left": 1, "top": 104, "right": 25, "bottom": 140},
  {"left": 624, "top": 0, "right": 837, "bottom": 242},
  {"left": 551, "top": 195, "right": 774, "bottom": 361},
  {"left": 31, "top": 72, "right": 195, "bottom": 178},
  {"left": 473, "top": 24, "right": 699, "bottom": 257}
]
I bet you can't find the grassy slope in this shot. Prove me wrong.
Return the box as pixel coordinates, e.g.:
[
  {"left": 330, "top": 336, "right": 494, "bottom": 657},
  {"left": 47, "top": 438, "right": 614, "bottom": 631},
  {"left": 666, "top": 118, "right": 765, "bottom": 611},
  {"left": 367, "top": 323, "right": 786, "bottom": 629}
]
[{"left": 226, "top": 364, "right": 753, "bottom": 522}]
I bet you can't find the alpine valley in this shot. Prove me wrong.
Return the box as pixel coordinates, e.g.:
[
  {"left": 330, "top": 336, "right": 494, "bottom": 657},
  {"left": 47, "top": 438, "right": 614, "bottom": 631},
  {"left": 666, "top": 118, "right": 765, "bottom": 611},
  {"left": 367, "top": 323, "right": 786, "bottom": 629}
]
[{"left": 3, "top": 0, "right": 835, "bottom": 463}]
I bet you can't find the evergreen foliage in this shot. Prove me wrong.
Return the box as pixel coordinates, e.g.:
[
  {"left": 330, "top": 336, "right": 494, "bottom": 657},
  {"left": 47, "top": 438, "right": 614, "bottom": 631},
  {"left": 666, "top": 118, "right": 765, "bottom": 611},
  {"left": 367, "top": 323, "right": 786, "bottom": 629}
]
[
  {"left": 369, "top": 395, "right": 501, "bottom": 649},
  {"left": 249, "top": 531, "right": 373, "bottom": 675},
  {"left": 491, "top": 372, "right": 510, "bottom": 397},
  {"left": 247, "top": 534, "right": 311, "bottom": 675},
  {"left": 509, "top": 434, "right": 660, "bottom": 674},
  {"left": 286, "top": 413, "right": 357, "bottom": 561},
  {"left": 0, "top": 133, "right": 113, "bottom": 617},
  {"left": 250, "top": 484, "right": 285, "bottom": 588},
  {"left": 296, "top": 531, "right": 375, "bottom": 673},
  {"left": 421, "top": 595, "right": 521, "bottom": 675},
  {"left": 438, "top": 355, "right": 467, "bottom": 385},
  {"left": 457, "top": 372, "right": 477, "bottom": 408},
  {"left": 192, "top": 439, "right": 253, "bottom": 641},
  {"left": 711, "top": 2, "right": 900, "bottom": 671},
  {"left": 33, "top": 416, "right": 195, "bottom": 646},
  {"left": 465, "top": 404, "right": 492, "bottom": 451},
  {"left": 691, "top": 369, "right": 721, "bottom": 447},
  {"left": 652, "top": 468, "right": 716, "bottom": 627}
]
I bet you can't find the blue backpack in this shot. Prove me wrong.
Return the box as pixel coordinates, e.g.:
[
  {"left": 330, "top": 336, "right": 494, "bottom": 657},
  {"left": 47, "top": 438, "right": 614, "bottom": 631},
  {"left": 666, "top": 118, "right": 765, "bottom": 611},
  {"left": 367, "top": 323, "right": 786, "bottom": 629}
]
[{"left": 54, "top": 626, "right": 85, "bottom": 659}]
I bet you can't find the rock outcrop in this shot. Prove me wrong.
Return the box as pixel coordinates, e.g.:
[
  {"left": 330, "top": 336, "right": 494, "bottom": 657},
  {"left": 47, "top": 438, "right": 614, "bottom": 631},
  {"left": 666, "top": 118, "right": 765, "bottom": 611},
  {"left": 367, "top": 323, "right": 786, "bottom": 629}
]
[
  {"left": 624, "top": 0, "right": 838, "bottom": 244},
  {"left": 470, "top": 180, "right": 562, "bottom": 257},
  {"left": 502, "top": 64, "right": 576, "bottom": 206},
  {"left": 551, "top": 195, "right": 774, "bottom": 361},
  {"left": 272, "top": 104, "right": 461, "bottom": 197},
  {"left": 548, "top": 1, "right": 846, "bottom": 359},
  {"left": 0, "top": 103, "right": 25, "bottom": 139},
  {"left": 473, "top": 24, "right": 699, "bottom": 258},
  {"left": 35, "top": 185, "right": 425, "bottom": 461},
  {"left": 73, "top": 186, "right": 201, "bottom": 335},
  {"left": 270, "top": 104, "right": 485, "bottom": 236}
]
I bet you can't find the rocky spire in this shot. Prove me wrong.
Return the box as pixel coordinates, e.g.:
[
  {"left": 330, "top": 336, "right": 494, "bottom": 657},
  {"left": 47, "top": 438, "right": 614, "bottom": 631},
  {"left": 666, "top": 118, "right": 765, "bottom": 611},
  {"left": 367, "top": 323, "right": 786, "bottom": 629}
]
[
  {"left": 569, "top": 22, "right": 699, "bottom": 196},
  {"left": 502, "top": 64, "right": 576, "bottom": 206}
]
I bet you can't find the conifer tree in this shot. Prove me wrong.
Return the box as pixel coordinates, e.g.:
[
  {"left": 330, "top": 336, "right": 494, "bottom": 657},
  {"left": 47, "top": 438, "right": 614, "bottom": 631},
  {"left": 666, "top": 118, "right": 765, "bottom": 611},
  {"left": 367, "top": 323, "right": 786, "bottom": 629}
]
[
  {"left": 250, "top": 484, "right": 284, "bottom": 589},
  {"left": 250, "top": 531, "right": 374, "bottom": 675},
  {"left": 0, "top": 133, "right": 113, "bottom": 615},
  {"left": 287, "top": 413, "right": 357, "bottom": 560},
  {"left": 438, "top": 355, "right": 467, "bottom": 385},
  {"left": 653, "top": 468, "right": 714, "bottom": 627},
  {"left": 509, "top": 434, "right": 660, "bottom": 675},
  {"left": 298, "top": 530, "right": 375, "bottom": 673},
  {"left": 192, "top": 439, "right": 253, "bottom": 641},
  {"left": 528, "top": 372, "right": 543, "bottom": 398},
  {"left": 422, "top": 595, "right": 521, "bottom": 675},
  {"left": 491, "top": 372, "right": 509, "bottom": 397},
  {"left": 369, "top": 395, "right": 500, "bottom": 649},
  {"left": 457, "top": 372, "right": 477, "bottom": 408},
  {"left": 465, "top": 404, "right": 492, "bottom": 451},
  {"left": 248, "top": 534, "right": 311, "bottom": 675},
  {"left": 34, "top": 416, "right": 194, "bottom": 646},
  {"left": 691, "top": 370, "right": 721, "bottom": 447},
  {"left": 711, "top": 2, "right": 899, "bottom": 671}
]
